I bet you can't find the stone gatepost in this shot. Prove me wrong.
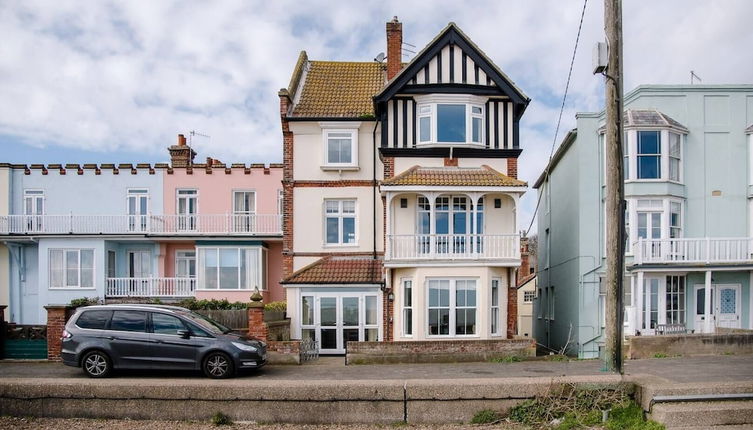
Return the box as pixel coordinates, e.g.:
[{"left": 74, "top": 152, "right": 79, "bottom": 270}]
[
  {"left": 45, "top": 305, "right": 69, "bottom": 361},
  {"left": 247, "top": 289, "right": 268, "bottom": 341}
]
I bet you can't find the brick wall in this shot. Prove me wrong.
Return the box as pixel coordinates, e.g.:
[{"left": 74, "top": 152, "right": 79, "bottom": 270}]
[
  {"left": 386, "top": 18, "right": 402, "bottom": 80},
  {"left": 247, "top": 304, "right": 268, "bottom": 341},
  {"left": 266, "top": 340, "right": 301, "bottom": 365},
  {"left": 346, "top": 338, "right": 536, "bottom": 364}
]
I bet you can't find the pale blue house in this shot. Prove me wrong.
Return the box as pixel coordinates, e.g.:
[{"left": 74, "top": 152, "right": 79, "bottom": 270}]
[{"left": 534, "top": 85, "right": 753, "bottom": 358}]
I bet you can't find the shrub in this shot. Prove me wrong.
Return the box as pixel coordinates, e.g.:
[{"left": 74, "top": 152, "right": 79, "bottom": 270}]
[
  {"left": 211, "top": 411, "right": 232, "bottom": 426},
  {"left": 264, "top": 301, "right": 287, "bottom": 312},
  {"left": 470, "top": 409, "right": 500, "bottom": 424},
  {"left": 490, "top": 355, "right": 522, "bottom": 363},
  {"left": 176, "top": 298, "right": 248, "bottom": 310},
  {"left": 69, "top": 297, "right": 99, "bottom": 308},
  {"left": 606, "top": 402, "right": 665, "bottom": 430},
  {"left": 653, "top": 353, "right": 668, "bottom": 359}
]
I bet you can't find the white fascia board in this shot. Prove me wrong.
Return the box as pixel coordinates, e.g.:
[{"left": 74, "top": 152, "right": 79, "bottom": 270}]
[{"left": 380, "top": 185, "right": 527, "bottom": 194}]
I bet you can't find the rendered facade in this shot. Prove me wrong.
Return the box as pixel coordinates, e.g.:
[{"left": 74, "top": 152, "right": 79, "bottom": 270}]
[
  {"left": 0, "top": 137, "right": 284, "bottom": 324},
  {"left": 534, "top": 85, "right": 753, "bottom": 358},
  {"left": 281, "top": 19, "right": 528, "bottom": 354}
]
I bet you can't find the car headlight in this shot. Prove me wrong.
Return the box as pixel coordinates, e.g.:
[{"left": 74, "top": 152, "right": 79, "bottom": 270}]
[{"left": 231, "top": 341, "right": 258, "bottom": 352}]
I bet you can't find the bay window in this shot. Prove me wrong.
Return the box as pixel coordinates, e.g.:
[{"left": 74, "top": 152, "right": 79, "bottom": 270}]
[
  {"left": 325, "top": 199, "right": 356, "bottom": 245},
  {"left": 197, "top": 247, "right": 265, "bottom": 290},
  {"left": 668, "top": 132, "right": 681, "bottom": 181},
  {"left": 50, "top": 249, "right": 94, "bottom": 289},
  {"left": 415, "top": 95, "right": 485, "bottom": 145},
  {"left": 620, "top": 129, "right": 684, "bottom": 182},
  {"left": 428, "top": 279, "right": 477, "bottom": 337}
]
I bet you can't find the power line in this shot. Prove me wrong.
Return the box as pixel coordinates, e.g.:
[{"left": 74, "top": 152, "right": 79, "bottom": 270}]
[{"left": 525, "top": 0, "right": 589, "bottom": 236}]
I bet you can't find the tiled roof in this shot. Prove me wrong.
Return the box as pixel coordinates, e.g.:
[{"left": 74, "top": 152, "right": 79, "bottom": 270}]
[
  {"left": 291, "top": 60, "right": 385, "bottom": 118},
  {"left": 517, "top": 273, "right": 536, "bottom": 288},
  {"left": 624, "top": 109, "right": 687, "bottom": 131},
  {"left": 382, "top": 165, "right": 527, "bottom": 187},
  {"left": 281, "top": 256, "right": 383, "bottom": 284},
  {"left": 746, "top": 124, "right": 753, "bottom": 134}
]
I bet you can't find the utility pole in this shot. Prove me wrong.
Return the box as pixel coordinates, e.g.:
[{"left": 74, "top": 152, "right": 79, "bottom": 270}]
[{"left": 603, "top": 0, "right": 625, "bottom": 373}]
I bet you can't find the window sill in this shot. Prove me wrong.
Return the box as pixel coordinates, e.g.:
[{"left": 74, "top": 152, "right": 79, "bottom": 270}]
[
  {"left": 321, "top": 165, "right": 360, "bottom": 172},
  {"left": 323, "top": 243, "right": 359, "bottom": 248},
  {"left": 49, "top": 287, "right": 97, "bottom": 291}
]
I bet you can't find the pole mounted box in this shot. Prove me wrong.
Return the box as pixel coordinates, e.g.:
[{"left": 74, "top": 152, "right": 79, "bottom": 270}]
[{"left": 592, "top": 42, "right": 608, "bottom": 74}]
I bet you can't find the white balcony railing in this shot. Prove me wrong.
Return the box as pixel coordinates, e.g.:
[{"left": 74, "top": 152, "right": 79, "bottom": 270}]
[
  {"left": 0, "top": 214, "right": 282, "bottom": 236},
  {"left": 387, "top": 234, "right": 520, "bottom": 261},
  {"left": 106, "top": 277, "right": 196, "bottom": 297},
  {"left": 633, "top": 237, "right": 753, "bottom": 265}
]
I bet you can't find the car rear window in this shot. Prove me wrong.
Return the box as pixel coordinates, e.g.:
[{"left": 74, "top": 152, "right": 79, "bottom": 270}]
[
  {"left": 109, "top": 311, "right": 147, "bottom": 332},
  {"left": 76, "top": 310, "right": 112, "bottom": 330}
]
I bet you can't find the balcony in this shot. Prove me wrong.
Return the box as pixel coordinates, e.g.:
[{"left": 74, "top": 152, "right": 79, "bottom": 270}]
[
  {"left": 633, "top": 237, "right": 753, "bottom": 265},
  {"left": 386, "top": 234, "right": 520, "bottom": 264},
  {"left": 0, "top": 214, "right": 282, "bottom": 236},
  {"left": 106, "top": 277, "right": 196, "bottom": 297}
]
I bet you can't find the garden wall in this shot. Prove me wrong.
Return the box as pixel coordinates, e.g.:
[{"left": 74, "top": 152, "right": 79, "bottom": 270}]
[
  {"left": 628, "top": 333, "right": 753, "bottom": 359},
  {"left": 346, "top": 339, "right": 536, "bottom": 364}
]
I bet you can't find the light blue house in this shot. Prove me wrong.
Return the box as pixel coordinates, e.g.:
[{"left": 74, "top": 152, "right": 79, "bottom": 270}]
[
  {"left": 3, "top": 164, "right": 165, "bottom": 324},
  {"left": 534, "top": 85, "right": 753, "bottom": 358}
]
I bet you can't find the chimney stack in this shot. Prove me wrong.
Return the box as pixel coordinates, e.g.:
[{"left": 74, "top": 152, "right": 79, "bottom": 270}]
[
  {"left": 518, "top": 236, "right": 531, "bottom": 285},
  {"left": 386, "top": 16, "right": 402, "bottom": 80},
  {"left": 168, "top": 133, "right": 197, "bottom": 167}
]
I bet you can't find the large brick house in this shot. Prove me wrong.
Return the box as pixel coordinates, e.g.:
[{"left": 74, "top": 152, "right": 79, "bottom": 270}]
[{"left": 280, "top": 18, "right": 529, "bottom": 354}]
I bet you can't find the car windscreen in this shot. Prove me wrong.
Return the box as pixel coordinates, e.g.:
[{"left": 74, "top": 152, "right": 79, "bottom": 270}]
[
  {"left": 178, "top": 311, "right": 232, "bottom": 335},
  {"left": 75, "top": 310, "right": 112, "bottom": 330}
]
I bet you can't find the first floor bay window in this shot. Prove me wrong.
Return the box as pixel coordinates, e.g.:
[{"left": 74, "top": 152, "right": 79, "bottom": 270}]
[
  {"left": 428, "top": 279, "right": 477, "bottom": 337},
  {"left": 197, "top": 247, "right": 266, "bottom": 290},
  {"left": 50, "top": 249, "right": 94, "bottom": 289},
  {"left": 416, "top": 95, "right": 485, "bottom": 146}
]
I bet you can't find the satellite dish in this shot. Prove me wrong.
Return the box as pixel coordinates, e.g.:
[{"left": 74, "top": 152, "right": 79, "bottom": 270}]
[{"left": 374, "top": 52, "right": 385, "bottom": 63}]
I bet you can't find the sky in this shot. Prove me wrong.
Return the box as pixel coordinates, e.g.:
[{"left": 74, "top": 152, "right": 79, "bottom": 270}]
[{"left": 1, "top": 0, "right": 752, "bottom": 232}]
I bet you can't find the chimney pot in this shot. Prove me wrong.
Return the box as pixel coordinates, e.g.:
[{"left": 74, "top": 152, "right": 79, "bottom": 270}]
[
  {"left": 178, "top": 134, "right": 186, "bottom": 146},
  {"left": 386, "top": 17, "right": 403, "bottom": 80}
]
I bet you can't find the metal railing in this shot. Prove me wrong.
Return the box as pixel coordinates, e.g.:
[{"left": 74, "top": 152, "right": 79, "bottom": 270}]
[
  {"left": 387, "top": 234, "right": 520, "bottom": 261},
  {"left": 106, "top": 277, "right": 196, "bottom": 297},
  {"left": 633, "top": 237, "right": 753, "bottom": 265},
  {"left": 300, "top": 339, "right": 319, "bottom": 362},
  {"left": 0, "top": 214, "right": 282, "bottom": 236}
]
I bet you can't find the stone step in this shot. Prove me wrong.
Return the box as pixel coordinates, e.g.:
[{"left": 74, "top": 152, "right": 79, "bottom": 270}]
[
  {"left": 668, "top": 425, "right": 753, "bottom": 430},
  {"left": 650, "top": 401, "right": 753, "bottom": 428}
]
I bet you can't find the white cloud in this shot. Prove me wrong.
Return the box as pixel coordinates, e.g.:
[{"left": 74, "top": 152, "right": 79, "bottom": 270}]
[{"left": 1, "top": 0, "right": 751, "bottom": 231}]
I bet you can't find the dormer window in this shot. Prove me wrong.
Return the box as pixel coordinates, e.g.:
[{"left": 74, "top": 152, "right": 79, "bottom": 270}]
[{"left": 415, "top": 95, "right": 485, "bottom": 146}]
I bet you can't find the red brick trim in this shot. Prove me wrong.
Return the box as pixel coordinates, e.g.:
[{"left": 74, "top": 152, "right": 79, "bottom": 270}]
[
  {"left": 443, "top": 157, "right": 458, "bottom": 167},
  {"left": 281, "top": 91, "right": 294, "bottom": 281},
  {"left": 292, "top": 252, "right": 384, "bottom": 257},
  {"left": 383, "top": 157, "right": 394, "bottom": 179},
  {"left": 507, "top": 157, "right": 518, "bottom": 179},
  {"left": 507, "top": 267, "right": 518, "bottom": 339},
  {"left": 293, "top": 180, "right": 376, "bottom": 187}
]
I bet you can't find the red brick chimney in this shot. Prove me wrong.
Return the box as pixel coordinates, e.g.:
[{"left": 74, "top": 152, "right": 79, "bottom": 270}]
[
  {"left": 168, "top": 134, "right": 196, "bottom": 168},
  {"left": 517, "top": 236, "right": 531, "bottom": 286},
  {"left": 386, "top": 16, "right": 402, "bottom": 80}
]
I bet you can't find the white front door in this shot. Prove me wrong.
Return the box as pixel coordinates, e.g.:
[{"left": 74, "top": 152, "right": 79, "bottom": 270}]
[
  {"left": 693, "top": 285, "right": 714, "bottom": 333},
  {"left": 300, "top": 292, "right": 381, "bottom": 354},
  {"left": 716, "top": 284, "right": 741, "bottom": 329}
]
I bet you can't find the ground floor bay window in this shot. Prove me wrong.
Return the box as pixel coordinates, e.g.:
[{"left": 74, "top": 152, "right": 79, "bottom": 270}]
[{"left": 196, "top": 246, "right": 266, "bottom": 291}]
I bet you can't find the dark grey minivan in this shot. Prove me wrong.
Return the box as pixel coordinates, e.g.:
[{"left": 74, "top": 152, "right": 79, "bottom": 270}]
[{"left": 61, "top": 304, "right": 266, "bottom": 378}]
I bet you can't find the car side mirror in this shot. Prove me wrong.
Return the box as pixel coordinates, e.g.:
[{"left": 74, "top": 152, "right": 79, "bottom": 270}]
[{"left": 177, "top": 329, "right": 190, "bottom": 339}]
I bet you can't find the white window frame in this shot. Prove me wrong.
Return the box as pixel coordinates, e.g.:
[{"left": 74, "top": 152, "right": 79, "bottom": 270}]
[
  {"left": 324, "top": 199, "right": 357, "bottom": 246},
  {"left": 321, "top": 129, "right": 359, "bottom": 169},
  {"left": 196, "top": 246, "right": 265, "bottom": 291},
  {"left": 49, "top": 248, "right": 95, "bottom": 289},
  {"left": 627, "top": 197, "right": 684, "bottom": 248},
  {"left": 523, "top": 291, "right": 536, "bottom": 303},
  {"left": 277, "top": 189, "right": 284, "bottom": 215},
  {"left": 668, "top": 132, "right": 682, "bottom": 182},
  {"left": 402, "top": 278, "right": 413, "bottom": 337},
  {"left": 490, "top": 278, "right": 501, "bottom": 336},
  {"left": 175, "top": 250, "right": 196, "bottom": 278},
  {"left": 426, "top": 278, "right": 479, "bottom": 338},
  {"left": 414, "top": 94, "right": 486, "bottom": 146}
]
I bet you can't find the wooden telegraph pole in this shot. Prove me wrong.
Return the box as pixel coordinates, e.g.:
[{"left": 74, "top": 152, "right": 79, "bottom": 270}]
[{"left": 604, "top": 0, "right": 625, "bottom": 373}]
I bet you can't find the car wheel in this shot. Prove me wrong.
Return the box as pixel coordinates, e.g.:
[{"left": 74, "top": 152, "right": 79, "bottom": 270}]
[
  {"left": 203, "top": 352, "right": 234, "bottom": 379},
  {"left": 82, "top": 350, "right": 112, "bottom": 378}
]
